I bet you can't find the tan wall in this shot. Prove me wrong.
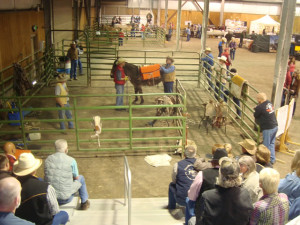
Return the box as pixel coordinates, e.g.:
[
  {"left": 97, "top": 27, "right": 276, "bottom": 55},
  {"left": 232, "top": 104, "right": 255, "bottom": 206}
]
[
  {"left": 0, "top": 11, "right": 45, "bottom": 70},
  {"left": 294, "top": 16, "right": 300, "bottom": 34}
]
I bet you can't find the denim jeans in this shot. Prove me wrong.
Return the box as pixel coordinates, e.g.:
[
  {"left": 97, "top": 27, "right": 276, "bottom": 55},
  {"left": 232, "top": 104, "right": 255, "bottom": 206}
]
[
  {"left": 215, "top": 81, "right": 225, "bottom": 101},
  {"left": 224, "top": 90, "right": 241, "bottom": 116},
  {"left": 168, "top": 183, "right": 186, "bottom": 209},
  {"left": 185, "top": 197, "right": 196, "bottom": 225},
  {"left": 58, "top": 175, "right": 89, "bottom": 205},
  {"left": 78, "top": 58, "right": 83, "bottom": 74},
  {"left": 163, "top": 82, "right": 174, "bottom": 93},
  {"left": 119, "top": 38, "right": 123, "bottom": 46},
  {"left": 70, "top": 60, "right": 78, "bottom": 79},
  {"left": 205, "top": 69, "right": 214, "bottom": 89},
  {"left": 230, "top": 49, "right": 236, "bottom": 60},
  {"left": 187, "top": 34, "right": 190, "bottom": 41},
  {"left": 115, "top": 84, "right": 124, "bottom": 106},
  {"left": 52, "top": 211, "right": 69, "bottom": 225},
  {"left": 263, "top": 126, "right": 278, "bottom": 164},
  {"left": 218, "top": 46, "right": 223, "bottom": 57},
  {"left": 56, "top": 102, "right": 74, "bottom": 130}
]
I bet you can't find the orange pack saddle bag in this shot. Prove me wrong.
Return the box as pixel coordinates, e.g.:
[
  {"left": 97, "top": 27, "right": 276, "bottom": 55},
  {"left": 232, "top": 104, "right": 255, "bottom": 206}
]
[{"left": 140, "top": 64, "right": 161, "bottom": 80}]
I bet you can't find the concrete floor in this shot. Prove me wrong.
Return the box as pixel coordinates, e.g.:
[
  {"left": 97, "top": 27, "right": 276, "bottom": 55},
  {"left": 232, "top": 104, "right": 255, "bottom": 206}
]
[{"left": 20, "top": 36, "right": 300, "bottom": 198}]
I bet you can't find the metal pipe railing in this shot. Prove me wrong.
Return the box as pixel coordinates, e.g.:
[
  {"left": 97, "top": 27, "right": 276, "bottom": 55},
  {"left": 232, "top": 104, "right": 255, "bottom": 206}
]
[
  {"left": 199, "top": 52, "right": 261, "bottom": 143},
  {"left": 124, "top": 156, "right": 132, "bottom": 225}
]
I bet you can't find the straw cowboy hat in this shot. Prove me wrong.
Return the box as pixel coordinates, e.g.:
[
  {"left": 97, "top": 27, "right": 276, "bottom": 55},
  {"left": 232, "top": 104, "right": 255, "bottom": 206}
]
[
  {"left": 13, "top": 153, "right": 42, "bottom": 176},
  {"left": 53, "top": 73, "right": 68, "bottom": 83},
  {"left": 238, "top": 139, "right": 257, "bottom": 155},
  {"left": 205, "top": 47, "right": 212, "bottom": 52},
  {"left": 256, "top": 144, "right": 271, "bottom": 165},
  {"left": 166, "top": 56, "right": 174, "bottom": 63},
  {"left": 218, "top": 56, "right": 227, "bottom": 62},
  {"left": 116, "top": 58, "right": 126, "bottom": 65},
  {"left": 222, "top": 37, "right": 227, "bottom": 42}
]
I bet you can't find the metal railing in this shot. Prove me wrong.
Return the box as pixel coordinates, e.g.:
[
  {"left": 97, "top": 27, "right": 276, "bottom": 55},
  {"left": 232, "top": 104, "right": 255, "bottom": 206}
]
[
  {"left": 0, "top": 91, "right": 187, "bottom": 152},
  {"left": 124, "top": 156, "right": 132, "bottom": 225},
  {"left": 200, "top": 52, "right": 260, "bottom": 143},
  {"left": 0, "top": 48, "right": 54, "bottom": 100}
]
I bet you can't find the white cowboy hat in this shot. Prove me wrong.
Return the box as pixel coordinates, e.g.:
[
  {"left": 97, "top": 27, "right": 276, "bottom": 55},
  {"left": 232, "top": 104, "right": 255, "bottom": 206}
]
[
  {"left": 205, "top": 47, "right": 212, "bottom": 52},
  {"left": 218, "top": 56, "right": 227, "bottom": 62},
  {"left": 117, "top": 58, "right": 126, "bottom": 65},
  {"left": 13, "top": 153, "right": 42, "bottom": 176},
  {"left": 222, "top": 37, "right": 227, "bottom": 42}
]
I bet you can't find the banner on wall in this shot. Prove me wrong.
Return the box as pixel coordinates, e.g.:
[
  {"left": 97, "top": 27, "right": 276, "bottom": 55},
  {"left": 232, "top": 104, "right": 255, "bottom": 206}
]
[{"left": 276, "top": 98, "right": 295, "bottom": 137}]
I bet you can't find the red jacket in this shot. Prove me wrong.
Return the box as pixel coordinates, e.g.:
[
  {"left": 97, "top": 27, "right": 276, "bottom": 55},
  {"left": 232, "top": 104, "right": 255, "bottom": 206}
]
[
  {"left": 284, "top": 71, "right": 292, "bottom": 89},
  {"left": 114, "top": 65, "right": 126, "bottom": 85},
  {"left": 119, "top": 32, "right": 124, "bottom": 38},
  {"left": 221, "top": 52, "right": 231, "bottom": 66}
]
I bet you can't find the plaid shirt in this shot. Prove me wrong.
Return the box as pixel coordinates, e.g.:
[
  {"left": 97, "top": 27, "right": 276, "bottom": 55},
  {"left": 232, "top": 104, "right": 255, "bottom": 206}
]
[{"left": 249, "top": 193, "right": 289, "bottom": 225}]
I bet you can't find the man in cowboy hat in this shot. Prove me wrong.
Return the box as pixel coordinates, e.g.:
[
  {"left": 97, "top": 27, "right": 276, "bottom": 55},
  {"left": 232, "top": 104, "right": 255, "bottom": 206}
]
[
  {"left": 2, "top": 142, "right": 17, "bottom": 171},
  {"left": 44, "top": 139, "right": 90, "bottom": 210},
  {"left": 254, "top": 92, "right": 278, "bottom": 164},
  {"left": 201, "top": 47, "right": 214, "bottom": 89},
  {"left": 0, "top": 176, "right": 34, "bottom": 225},
  {"left": 67, "top": 41, "right": 78, "bottom": 81},
  {"left": 214, "top": 55, "right": 227, "bottom": 100},
  {"left": 55, "top": 73, "right": 74, "bottom": 130},
  {"left": 238, "top": 139, "right": 257, "bottom": 162},
  {"left": 193, "top": 148, "right": 228, "bottom": 225},
  {"left": 160, "top": 56, "right": 176, "bottom": 93},
  {"left": 13, "top": 153, "right": 69, "bottom": 225},
  {"left": 196, "top": 157, "right": 253, "bottom": 225},
  {"left": 113, "top": 58, "right": 128, "bottom": 110},
  {"left": 255, "top": 144, "right": 272, "bottom": 169}
]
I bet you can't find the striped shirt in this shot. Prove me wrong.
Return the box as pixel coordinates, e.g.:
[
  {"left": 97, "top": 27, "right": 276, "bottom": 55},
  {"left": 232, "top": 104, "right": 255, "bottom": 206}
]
[{"left": 249, "top": 193, "right": 289, "bottom": 225}]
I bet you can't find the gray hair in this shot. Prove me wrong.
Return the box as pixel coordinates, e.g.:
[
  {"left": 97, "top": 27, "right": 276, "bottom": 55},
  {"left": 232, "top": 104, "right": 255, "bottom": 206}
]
[
  {"left": 259, "top": 168, "right": 280, "bottom": 194},
  {"left": 0, "top": 177, "right": 21, "bottom": 209},
  {"left": 239, "top": 156, "right": 256, "bottom": 178},
  {"left": 216, "top": 157, "right": 242, "bottom": 188},
  {"left": 184, "top": 146, "right": 197, "bottom": 158},
  {"left": 257, "top": 92, "right": 267, "bottom": 102},
  {"left": 55, "top": 139, "right": 68, "bottom": 153}
]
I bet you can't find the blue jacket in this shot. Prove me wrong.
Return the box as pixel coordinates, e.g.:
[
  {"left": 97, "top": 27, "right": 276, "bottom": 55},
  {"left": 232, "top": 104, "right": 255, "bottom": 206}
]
[
  {"left": 176, "top": 158, "right": 197, "bottom": 206},
  {"left": 201, "top": 53, "right": 214, "bottom": 71},
  {"left": 289, "top": 196, "right": 300, "bottom": 220},
  {"left": 278, "top": 172, "right": 300, "bottom": 206}
]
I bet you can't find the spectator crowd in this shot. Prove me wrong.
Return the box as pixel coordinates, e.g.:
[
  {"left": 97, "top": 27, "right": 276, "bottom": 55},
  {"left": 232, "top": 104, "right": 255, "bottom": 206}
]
[
  {"left": 0, "top": 139, "right": 90, "bottom": 225},
  {"left": 168, "top": 143, "right": 300, "bottom": 225}
]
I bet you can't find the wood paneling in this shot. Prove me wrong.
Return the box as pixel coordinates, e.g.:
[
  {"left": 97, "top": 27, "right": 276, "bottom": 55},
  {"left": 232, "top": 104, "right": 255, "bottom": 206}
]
[
  {"left": 0, "top": 10, "right": 45, "bottom": 70},
  {"left": 294, "top": 16, "right": 300, "bottom": 34}
]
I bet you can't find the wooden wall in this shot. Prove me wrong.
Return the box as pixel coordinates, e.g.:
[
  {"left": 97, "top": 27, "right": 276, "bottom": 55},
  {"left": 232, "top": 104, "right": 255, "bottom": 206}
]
[
  {"left": 294, "top": 16, "right": 300, "bottom": 34},
  {"left": 0, "top": 10, "right": 45, "bottom": 70}
]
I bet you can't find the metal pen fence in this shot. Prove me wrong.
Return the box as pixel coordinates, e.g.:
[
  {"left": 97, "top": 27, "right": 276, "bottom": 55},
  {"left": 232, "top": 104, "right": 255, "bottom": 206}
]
[
  {"left": 0, "top": 90, "right": 187, "bottom": 153},
  {"left": 199, "top": 52, "right": 261, "bottom": 143}
]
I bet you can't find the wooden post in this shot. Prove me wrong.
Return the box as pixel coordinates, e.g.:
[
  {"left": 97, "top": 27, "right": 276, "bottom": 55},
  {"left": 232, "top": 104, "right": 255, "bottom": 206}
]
[
  {"left": 176, "top": 0, "right": 182, "bottom": 51},
  {"left": 220, "top": 0, "right": 225, "bottom": 26},
  {"left": 43, "top": 0, "right": 53, "bottom": 48},
  {"left": 164, "top": 0, "right": 168, "bottom": 29},
  {"left": 200, "top": 0, "right": 209, "bottom": 54},
  {"left": 271, "top": 0, "right": 297, "bottom": 109},
  {"left": 157, "top": 0, "right": 161, "bottom": 26}
]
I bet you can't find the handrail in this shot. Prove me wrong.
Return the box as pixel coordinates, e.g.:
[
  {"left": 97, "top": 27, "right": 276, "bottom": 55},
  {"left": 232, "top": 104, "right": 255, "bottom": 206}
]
[{"left": 124, "top": 156, "right": 132, "bottom": 225}]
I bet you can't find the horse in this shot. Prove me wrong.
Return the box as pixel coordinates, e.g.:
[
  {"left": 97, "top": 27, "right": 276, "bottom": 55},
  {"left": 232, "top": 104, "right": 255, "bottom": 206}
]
[{"left": 110, "top": 60, "right": 163, "bottom": 104}]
